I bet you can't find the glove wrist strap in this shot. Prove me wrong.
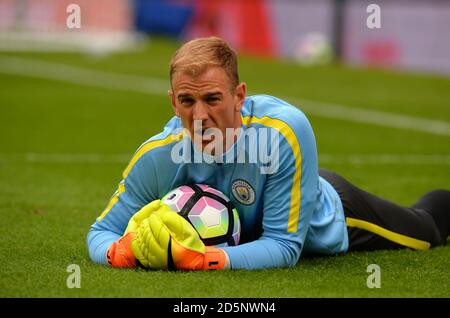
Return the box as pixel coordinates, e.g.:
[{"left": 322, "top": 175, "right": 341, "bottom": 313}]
[{"left": 203, "top": 247, "right": 227, "bottom": 270}]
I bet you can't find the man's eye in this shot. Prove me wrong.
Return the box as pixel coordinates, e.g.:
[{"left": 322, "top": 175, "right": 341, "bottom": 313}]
[
  {"left": 206, "top": 97, "right": 219, "bottom": 103},
  {"left": 181, "top": 99, "right": 194, "bottom": 105}
]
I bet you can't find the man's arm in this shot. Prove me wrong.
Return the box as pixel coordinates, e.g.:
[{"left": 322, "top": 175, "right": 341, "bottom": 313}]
[
  {"left": 222, "top": 109, "right": 319, "bottom": 269},
  {"left": 86, "top": 151, "right": 158, "bottom": 265}
]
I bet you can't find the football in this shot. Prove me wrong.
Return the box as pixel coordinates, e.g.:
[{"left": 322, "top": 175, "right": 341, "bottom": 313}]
[
  {"left": 293, "top": 32, "right": 333, "bottom": 66},
  {"left": 161, "top": 184, "right": 240, "bottom": 247}
]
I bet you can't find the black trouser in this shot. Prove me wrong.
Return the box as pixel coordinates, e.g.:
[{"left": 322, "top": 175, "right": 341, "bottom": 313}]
[{"left": 319, "top": 169, "right": 448, "bottom": 251}]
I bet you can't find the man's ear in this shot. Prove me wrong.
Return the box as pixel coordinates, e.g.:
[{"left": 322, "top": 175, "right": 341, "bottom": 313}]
[
  {"left": 234, "top": 82, "right": 247, "bottom": 112},
  {"left": 168, "top": 89, "right": 179, "bottom": 116}
]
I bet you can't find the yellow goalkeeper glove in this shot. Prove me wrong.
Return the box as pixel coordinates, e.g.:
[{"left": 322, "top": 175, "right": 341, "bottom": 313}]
[
  {"left": 128, "top": 200, "right": 228, "bottom": 270},
  {"left": 106, "top": 200, "right": 161, "bottom": 268}
]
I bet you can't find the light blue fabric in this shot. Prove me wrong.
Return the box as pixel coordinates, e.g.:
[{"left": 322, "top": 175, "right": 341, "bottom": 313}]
[{"left": 86, "top": 95, "right": 348, "bottom": 268}]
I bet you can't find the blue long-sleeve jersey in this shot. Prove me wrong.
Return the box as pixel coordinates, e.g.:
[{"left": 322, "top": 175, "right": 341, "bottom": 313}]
[{"left": 87, "top": 95, "right": 348, "bottom": 269}]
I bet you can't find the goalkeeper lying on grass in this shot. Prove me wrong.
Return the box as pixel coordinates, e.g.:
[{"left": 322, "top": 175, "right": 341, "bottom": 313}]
[{"left": 87, "top": 37, "right": 450, "bottom": 270}]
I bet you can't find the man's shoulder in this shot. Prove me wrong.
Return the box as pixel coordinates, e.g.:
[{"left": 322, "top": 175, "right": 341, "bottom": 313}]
[
  {"left": 129, "top": 116, "right": 184, "bottom": 164},
  {"left": 243, "top": 94, "right": 310, "bottom": 129}
]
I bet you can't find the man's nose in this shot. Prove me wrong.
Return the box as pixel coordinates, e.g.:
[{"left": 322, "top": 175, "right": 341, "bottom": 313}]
[{"left": 192, "top": 102, "right": 209, "bottom": 122}]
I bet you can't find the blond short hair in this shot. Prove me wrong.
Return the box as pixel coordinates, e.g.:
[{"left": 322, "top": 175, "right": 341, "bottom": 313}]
[{"left": 169, "top": 37, "right": 239, "bottom": 90}]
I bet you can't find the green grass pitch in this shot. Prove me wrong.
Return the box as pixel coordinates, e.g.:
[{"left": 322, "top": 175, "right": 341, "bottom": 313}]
[{"left": 0, "top": 38, "right": 449, "bottom": 298}]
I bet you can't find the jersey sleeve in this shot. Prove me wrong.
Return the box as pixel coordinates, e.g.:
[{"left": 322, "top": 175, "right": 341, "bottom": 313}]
[
  {"left": 222, "top": 109, "right": 319, "bottom": 269},
  {"left": 86, "top": 151, "right": 158, "bottom": 265}
]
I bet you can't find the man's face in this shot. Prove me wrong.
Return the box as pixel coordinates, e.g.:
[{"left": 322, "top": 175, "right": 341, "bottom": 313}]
[{"left": 169, "top": 66, "right": 246, "bottom": 153}]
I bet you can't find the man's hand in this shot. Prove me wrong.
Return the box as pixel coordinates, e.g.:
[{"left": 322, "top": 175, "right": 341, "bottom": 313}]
[
  {"left": 129, "top": 200, "right": 228, "bottom": 270},
  {"left": 107, "top": 200, "right": 162, "bottom": 268}
]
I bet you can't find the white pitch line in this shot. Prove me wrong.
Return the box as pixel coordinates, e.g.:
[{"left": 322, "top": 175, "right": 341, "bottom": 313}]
[
  {"left": 1, "top": 56, "right": 450, "bottom": 137},
  {"left": 0, "top": 153, "right": 130, "bottom": 164},
  {"left": 24, "top": 153, "right": 132, "bottom": 163},
  {"left": 0, "top": 153, "right": 449, "bottom": 165},
  {"left": 282, "top": 97, "right": 450, "bottom": 137},
  {"left": 0, "top": 56, "right": 169, "bottom": 95},
  {"left": 319, "top": 154, "right": 450, "bottom": 165}
]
